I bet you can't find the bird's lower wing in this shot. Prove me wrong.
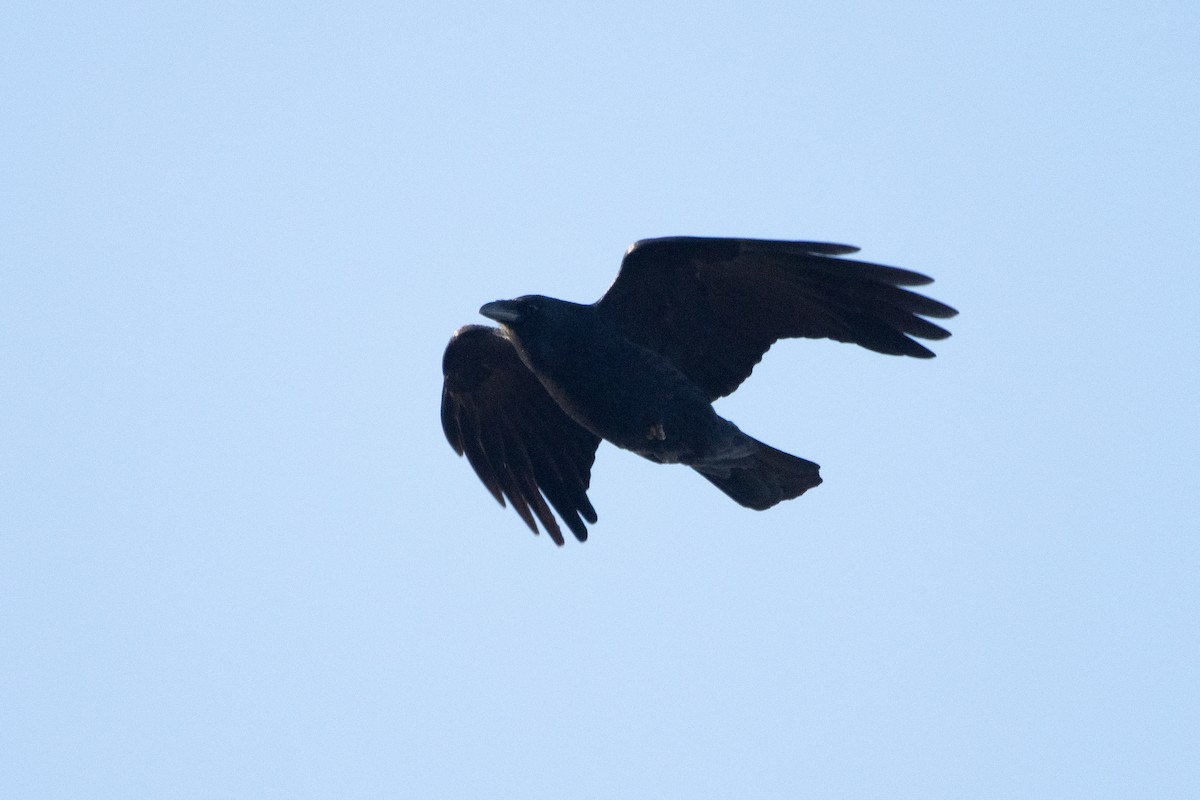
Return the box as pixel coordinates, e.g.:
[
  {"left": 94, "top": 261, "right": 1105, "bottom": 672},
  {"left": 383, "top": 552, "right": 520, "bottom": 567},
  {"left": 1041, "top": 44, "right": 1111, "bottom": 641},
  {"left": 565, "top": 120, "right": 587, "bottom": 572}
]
[{"left": 441, "top": 325, "right": 601, "bottom": 544}]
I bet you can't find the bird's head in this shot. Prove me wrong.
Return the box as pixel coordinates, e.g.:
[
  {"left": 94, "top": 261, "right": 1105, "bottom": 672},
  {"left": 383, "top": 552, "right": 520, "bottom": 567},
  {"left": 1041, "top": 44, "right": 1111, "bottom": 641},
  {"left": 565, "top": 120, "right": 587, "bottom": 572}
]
[
  {"left": 479, "top": 295, "right": 583, "bottom": 335},
  {"left": 479, "top": 294, "right": 592, "bottom": 369}
]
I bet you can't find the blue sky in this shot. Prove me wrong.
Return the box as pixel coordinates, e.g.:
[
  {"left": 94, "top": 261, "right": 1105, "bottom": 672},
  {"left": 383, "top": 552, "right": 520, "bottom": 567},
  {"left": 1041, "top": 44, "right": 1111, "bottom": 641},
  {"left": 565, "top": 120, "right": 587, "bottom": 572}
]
[{"left": 3, "top": 2, "right": 1198, "bottom": 797}]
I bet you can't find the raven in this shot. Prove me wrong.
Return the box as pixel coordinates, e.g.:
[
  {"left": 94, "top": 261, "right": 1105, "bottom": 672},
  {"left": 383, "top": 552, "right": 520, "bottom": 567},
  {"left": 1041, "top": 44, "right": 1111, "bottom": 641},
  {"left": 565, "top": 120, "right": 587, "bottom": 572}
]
[{"left": 441, "top": 236, "right": 956, "bottom": 544}]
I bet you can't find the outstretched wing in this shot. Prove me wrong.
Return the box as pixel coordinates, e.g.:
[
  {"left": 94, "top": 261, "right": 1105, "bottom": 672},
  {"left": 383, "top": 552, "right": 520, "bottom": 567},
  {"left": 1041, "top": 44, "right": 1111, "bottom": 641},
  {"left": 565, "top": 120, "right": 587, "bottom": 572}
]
[
  {"left": 595, "top": 237, "right": 958, "bottom": 400},
  {"left": 441, "top": 324, "right": 601, "bottom": 544}
]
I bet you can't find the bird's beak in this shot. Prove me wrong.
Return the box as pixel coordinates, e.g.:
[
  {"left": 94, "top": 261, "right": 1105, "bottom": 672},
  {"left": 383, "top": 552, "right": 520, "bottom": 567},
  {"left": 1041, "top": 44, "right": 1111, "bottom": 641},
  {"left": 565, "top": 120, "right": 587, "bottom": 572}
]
[{"left": 479, "top": 300, "right": 523, "bottom": 324}]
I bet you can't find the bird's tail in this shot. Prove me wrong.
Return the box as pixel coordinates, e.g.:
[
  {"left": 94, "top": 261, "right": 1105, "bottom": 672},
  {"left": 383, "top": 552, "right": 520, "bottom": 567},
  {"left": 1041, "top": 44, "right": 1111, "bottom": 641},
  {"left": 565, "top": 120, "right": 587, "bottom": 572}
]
[{"left": 693, "top": 436, "right": 822, "bottom": 510}]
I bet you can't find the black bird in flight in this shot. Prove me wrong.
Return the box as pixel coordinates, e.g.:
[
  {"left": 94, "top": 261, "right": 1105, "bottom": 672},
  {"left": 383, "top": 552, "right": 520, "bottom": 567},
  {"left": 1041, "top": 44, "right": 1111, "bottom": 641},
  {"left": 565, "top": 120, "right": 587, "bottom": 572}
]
[{"left": 441, "top": 236, "right": 956, "bottom": 545}]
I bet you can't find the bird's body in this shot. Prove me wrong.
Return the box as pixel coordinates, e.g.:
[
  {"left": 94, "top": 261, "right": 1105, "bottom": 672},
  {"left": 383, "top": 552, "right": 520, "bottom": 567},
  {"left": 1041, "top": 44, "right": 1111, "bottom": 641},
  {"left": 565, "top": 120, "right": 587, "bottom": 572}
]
[
  {"left": 441, "top": 236, "right": 957, "bottom": 544},
  {"left": 492, "top": 297, "right": 719, "bottom": 463}
]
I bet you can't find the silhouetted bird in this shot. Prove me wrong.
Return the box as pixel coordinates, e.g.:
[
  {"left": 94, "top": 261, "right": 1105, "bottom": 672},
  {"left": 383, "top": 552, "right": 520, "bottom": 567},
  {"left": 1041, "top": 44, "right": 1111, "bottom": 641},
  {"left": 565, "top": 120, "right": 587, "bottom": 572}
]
[{"left": 441, "top": 237, "right": 956, "bottom": 544}]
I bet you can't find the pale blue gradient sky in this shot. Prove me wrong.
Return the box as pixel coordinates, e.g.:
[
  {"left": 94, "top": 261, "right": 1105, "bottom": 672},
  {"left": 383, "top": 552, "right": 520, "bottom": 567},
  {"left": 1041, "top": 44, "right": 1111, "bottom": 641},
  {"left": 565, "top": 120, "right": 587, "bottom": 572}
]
[{"left": 3, "top": 2, "right": 1198, "bottom": 798}]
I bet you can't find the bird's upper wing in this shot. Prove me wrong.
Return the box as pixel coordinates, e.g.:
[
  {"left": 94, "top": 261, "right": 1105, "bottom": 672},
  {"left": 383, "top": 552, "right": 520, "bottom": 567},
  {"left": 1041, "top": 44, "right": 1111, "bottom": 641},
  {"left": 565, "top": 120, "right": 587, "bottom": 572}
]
[
  {"left": 441, "top": 324, "right": 601, "bottom": 544},
  {"left": 594, "top": 237, "right": 958, "bottom": 400}
]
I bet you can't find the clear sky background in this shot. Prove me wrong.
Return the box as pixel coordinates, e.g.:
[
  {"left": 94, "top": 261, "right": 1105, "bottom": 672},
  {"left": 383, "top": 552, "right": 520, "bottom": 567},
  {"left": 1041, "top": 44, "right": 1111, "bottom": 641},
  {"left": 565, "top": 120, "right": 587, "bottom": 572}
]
[{"left": 3, "top": 2, "right": 1198, "bottom": 798}]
